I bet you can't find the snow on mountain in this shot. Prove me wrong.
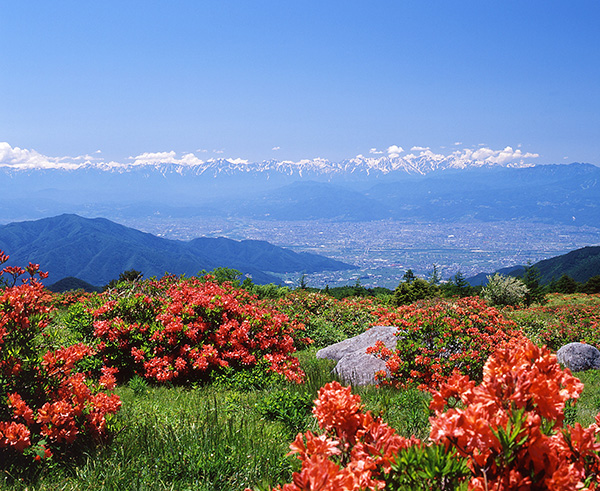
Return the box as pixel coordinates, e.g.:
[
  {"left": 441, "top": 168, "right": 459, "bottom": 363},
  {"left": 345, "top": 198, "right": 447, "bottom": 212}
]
[{"left": 0, "top": 141, "right": 538, "bottom": 178}]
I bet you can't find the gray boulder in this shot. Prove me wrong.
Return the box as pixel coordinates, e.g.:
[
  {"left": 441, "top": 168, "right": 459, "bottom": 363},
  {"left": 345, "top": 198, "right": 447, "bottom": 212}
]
[
  {"left": 316, "top": 326, "right": 399, "bottom": 386},
  {"left": 556, "top": 342, "right": 600, "bottom": 372}
]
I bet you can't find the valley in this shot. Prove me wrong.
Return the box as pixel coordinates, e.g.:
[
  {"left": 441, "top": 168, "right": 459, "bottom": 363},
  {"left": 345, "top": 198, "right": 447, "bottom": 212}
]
[{"left": 115, "top": 216, "right": 600, "bottom": 288}]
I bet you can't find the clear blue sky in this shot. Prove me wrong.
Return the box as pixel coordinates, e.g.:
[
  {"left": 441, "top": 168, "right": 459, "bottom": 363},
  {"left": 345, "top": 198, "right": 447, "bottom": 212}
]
[{"left": 1, "top": 1, "right": 599, "bottom": 165}]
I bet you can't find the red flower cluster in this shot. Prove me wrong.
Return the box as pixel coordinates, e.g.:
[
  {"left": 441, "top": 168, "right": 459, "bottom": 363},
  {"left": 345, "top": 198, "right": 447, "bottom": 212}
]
[
  {"left": 91, "top": 276, "right": 305, "bottom": 383},
  {"left": 368, "top": 297, "right": 523, "bottom": 390},
  {"left": 271, "top": 340, "right": 600, "bottom": 490},
  {"left": 269, "top": 381, "right": 418, "bottom": 491},
  {"left": 522, "top": 302, "right": 600, "bottom": 350},
  {"left": 430, "top": 341, "right": 600, "bottom": 489},
  {"left": 1, "top": 251, "right": 120, "bottom": 461}
]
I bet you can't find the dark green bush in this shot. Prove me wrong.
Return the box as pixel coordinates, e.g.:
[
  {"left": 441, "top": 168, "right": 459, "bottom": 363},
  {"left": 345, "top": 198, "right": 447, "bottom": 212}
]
[
  {"left": 256, "top": 389, "right": 314, "bottom": 434},
  {"left": 61, "top": 302, "right": 95, "bottom": 341}
]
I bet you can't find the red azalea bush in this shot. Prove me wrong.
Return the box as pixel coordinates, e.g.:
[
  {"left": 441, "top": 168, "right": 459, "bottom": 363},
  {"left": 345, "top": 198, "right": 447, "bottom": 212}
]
[
  {"left": 524, "top": 303, "right": 600, "bottom": 351},
  {"left": 91, "top": 275, "right": 305, "bottom": 384},
  {"left": 269, "top": 340, "right": 600, "bottom": 490},
  {"left": 428, "top": 340, "right": 600, "bottom": 490},
  {"left": 0, "top": 251, "right": 120, "bottom": 462},
  {"left": 368, "top": 297, "right": 524, "bottom": 390},
  {"left": 50, "top": 289, "right": 93, "bottom": 308},
  {"left": 267, "top": 381, "right": 421, "bottom": 491}
]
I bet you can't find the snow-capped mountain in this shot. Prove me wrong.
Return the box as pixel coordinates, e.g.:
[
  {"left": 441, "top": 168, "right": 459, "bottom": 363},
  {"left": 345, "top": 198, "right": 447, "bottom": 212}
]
[
  {"left": 96, "top": 151, "right": 534, "bottom": 179},
  {"left": 0, "top": 141, "right": 536, "bottom": 178}
]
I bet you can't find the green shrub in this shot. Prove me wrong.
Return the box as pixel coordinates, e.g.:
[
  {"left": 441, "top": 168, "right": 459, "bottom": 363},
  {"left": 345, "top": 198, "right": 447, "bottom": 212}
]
[
  {"left": 211, "top": 361, "right": 285, "bottom": 392},
  {"left": 61, "top": 302, "right": 95, "bottom": 341},
  {"left": 393, "top": 278, "right": 439, "bottom": 306},
  {"left": 385, "top": 443, "right": 470, "bottom": 490},
  {"left": 128, "top": 375, "right": 149, "bottom": 396},
  {"left": 256, "top": 389, "right": 314, "bottom": 435},
  {"left": 482, "top": 273, "right": 529, "bottom": 306}
]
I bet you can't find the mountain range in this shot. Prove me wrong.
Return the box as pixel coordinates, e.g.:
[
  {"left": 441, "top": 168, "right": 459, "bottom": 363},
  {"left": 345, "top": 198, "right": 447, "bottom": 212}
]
[
  {"left": 2, "top": 161, "right": 599, "bottom": 226},
  {"left": 0, "top": 145, "right": 536, "bottom": 177},
  {"left": 0, "top": 214, "right": 356, "bottom": 286}
]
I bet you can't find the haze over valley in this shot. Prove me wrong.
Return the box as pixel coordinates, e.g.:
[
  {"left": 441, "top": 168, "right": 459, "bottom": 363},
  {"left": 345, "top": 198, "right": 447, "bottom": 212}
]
[{"left": 2, "top": 153, "right": 599, "bottom": 288}]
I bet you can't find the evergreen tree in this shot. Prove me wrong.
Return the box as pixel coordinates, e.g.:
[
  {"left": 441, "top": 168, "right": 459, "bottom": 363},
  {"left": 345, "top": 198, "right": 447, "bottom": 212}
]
[
  {"left": 402, "top": 269, "right": 416, "bottom": 284},
  {"left": 582, "top": 275, "right": 600, "bottom": 294},
  {"left": 299, "top": 274, "right": 308, "bottom": 290},
  {"left": 429, "top": 264, "right": 441, "bottom": 285},
  {"left": 522, "top": 263, "right": 546, "bottom": 306},
  {"left": 553, "top": 274, "right": 579, "bottom": 294},
  {"left": 451, "top": 271, "right": 471, "bottom": 297}
]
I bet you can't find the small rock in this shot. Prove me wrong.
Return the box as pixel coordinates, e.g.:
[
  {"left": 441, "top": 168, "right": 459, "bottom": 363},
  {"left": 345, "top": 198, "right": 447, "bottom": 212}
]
[
  {"left": 556, "top": 342, "right": 600, "bottom": 372},
  {"left": 316, "top": 326, "right": 399, "bottom": 385}
]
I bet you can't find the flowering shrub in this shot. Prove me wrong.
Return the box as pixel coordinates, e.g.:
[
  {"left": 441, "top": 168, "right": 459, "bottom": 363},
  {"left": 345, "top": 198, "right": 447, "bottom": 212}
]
[
  {"left": 482, "top": 273, "right": 529, "bottom": 306},
  {"left": 269, "top": 340, "right": 600, "bottom": 490},
  {"left": 91, "top": 276, "right": 305, "bottom": 384},
  {"left": 368, "top": 297, "right": 523, "bottom": 390},
  {"left": 429, "top": 340, "right": 600, "bottom": 489},
  {"left": 0, "top": 251, "right": 120, "bottom": 463},
  {"left": 50, "top": 290, "right": 92, "bottom": 308},
  {"left": 265, "top": 381, "right": 421, "bottom": 491},
  {"left": 519, "top": 303, "right": 600, "bottom": 351}
]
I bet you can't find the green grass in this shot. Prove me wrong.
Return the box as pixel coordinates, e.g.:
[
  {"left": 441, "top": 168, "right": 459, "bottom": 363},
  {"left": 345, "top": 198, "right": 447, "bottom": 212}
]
[
  {"left": 0, "top": 350, "right": 433, "bottom": 491},
  {"left": 1, "top": 385, "right": 296, "bottom": 490},
  {"left": 545, "top": 293, "right": 600, "bottom": 307}
]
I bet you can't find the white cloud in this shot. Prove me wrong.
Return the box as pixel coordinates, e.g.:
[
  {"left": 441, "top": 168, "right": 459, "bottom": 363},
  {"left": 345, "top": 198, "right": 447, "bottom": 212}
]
[
  {"left": 453, "top": 142, "right": 462, "bottom": 146},
  {"left": 196, "top": 148, "right": 208, "bottom": 153},
  {"left": 213, "top": 149, "right": 224, "bottom": 154},
  {"left": 387, "top": 145, "right": 404, "bottom": 158},
  {"left": 0, "top": 142, "right": 88, "bottom": 170},
  {"left": 272, "top": 146, "right": 280, "bottom": 151},
  {"left": 131, "top": 151, "right": 177, "bottom": 166},
  {"left": 465, "top": 146, "right": 539, "bottom": 165},
  {"left": 130, "top": 151, "right": 207, "bottom": 167},
  {"left": 369, "top": 148, "right": 383, "bottom": 155},
  {"left": 410, "top": 146, "right": 430, "bottom": 151}
]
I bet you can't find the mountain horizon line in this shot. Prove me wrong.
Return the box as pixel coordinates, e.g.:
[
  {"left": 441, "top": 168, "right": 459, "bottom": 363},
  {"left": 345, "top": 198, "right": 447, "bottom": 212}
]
[{"left": 0, "top": 141, "right": 551, "bottom": 175}]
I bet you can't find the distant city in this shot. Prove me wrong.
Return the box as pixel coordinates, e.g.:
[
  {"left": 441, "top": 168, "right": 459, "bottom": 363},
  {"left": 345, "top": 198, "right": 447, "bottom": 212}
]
[{"left": 115, "top": 217, "right": 600, "bottom": 289}]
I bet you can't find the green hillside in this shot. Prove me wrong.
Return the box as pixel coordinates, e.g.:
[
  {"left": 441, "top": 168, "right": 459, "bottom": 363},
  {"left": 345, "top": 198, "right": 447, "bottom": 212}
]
[
  {"left": 534, "top": 246, "right": 600, "bottom": 283},
  {"left": 468, "top": 246, "right": 600, "bottom": 286}
]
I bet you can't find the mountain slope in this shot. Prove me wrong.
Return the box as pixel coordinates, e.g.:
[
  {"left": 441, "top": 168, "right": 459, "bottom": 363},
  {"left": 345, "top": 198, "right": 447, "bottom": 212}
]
[
  {"left": 467, "top": 246, "right": 600, "bottom": 285},
  {"left": 0, "top": 214, "right": 356, "bottom": 286},
  {"left": 532, "top": 246, "right": 600, "bottom": 283}
]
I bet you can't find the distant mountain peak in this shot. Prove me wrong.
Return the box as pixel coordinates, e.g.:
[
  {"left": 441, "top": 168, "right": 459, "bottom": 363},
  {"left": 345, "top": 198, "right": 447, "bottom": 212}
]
[{"left": 0, "top": 141, "right": 542, "bottom": 177}]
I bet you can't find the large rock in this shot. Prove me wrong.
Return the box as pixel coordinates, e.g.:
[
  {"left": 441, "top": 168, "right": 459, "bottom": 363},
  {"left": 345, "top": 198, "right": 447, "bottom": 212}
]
[
  {"left": 556, "top": 342, "right": 600, "bottom": 372},
  {"left": 316, "top": 326, "right": 399, "bottom": 386}
]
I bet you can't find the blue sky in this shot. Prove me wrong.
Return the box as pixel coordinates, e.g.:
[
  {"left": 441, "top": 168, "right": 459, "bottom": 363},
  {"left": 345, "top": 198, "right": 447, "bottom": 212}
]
[{"left": 1, "top": 1, "right": 599, "bottom": 166}]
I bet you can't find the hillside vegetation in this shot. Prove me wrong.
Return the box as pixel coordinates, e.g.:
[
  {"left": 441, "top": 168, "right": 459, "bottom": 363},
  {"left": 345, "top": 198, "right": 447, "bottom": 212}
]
[
  {"left": 469, "top": 246, "right": 600, "bottom": 286},
  {"left": 2, "top": 251, "right": 600, "bottom": 490}
]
